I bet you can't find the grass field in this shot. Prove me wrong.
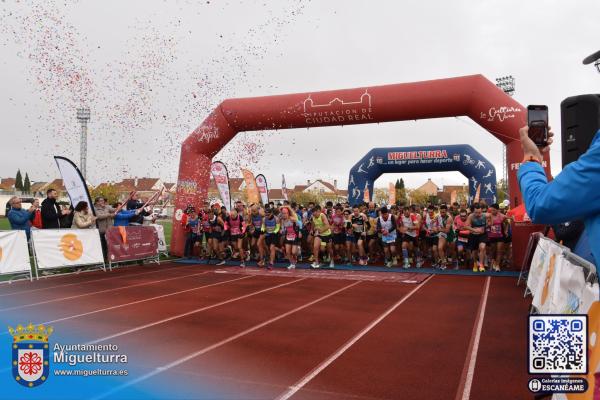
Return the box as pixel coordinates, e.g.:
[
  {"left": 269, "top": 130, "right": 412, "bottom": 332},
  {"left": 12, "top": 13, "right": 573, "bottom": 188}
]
[
  {"left": 157, "top": 219, "right": 172, "bottom": 246},
  {"left": 0, "top": 217, "right": 10, "bottom": 230}
]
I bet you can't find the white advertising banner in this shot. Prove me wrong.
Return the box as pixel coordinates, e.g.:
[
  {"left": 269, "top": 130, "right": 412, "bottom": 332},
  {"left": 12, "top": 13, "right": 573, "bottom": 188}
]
[
  {"left": 532, "top": 247, "right": 562, "bottom": 313},
  {"left": 527, "top": 237, "right": 563, "bottom": 297},
  {"left": 0, "top": 230, "right": 31, "bottom": 275},
  {"left": 548, "top": 256, "right": 586, "bottom": 314},
  {"left": 210, "top": 161, "right": 231, "bottom": 211},
  {"left": 150, "top": 224, "right": 167, "bottom": 252},
  {"left": 255, "top": 174, "right": 269, "bottom": 205},
  {"left": 32, "top": 229, "right": 103, "bottom": 270}
]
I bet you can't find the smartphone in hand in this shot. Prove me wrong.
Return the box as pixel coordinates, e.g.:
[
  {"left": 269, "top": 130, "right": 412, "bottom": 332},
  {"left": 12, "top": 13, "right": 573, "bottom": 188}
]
[{"left": 527, "top": 105, "right": 548, "bottom": 147}]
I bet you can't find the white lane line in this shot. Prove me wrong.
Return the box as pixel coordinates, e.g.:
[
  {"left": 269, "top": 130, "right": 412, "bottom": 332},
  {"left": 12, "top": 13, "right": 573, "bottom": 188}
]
[
  {"left": 456, "top": 276, "right": 491, "bottom": 400},
  {"left": 88, "top": 277, "right": 308, "bottom": 345},
  {"left": 0, "top": 270, "right": 213, "bottom": 312},
  {"left": 0, "top": 275, "right": 253, "bottom": 337},
  {"left": 91, "top": 280, "right": 361, "bottom": 400},
  {"left": 276, "top": 274, "right": 435, "bottom": 400},
  {"left": 0, "top": 263, "right": 196, "bottom": 297}
]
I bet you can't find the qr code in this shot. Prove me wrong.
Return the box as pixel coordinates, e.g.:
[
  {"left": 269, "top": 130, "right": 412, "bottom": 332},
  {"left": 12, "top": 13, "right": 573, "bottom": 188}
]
[{"left": 529, "top": 315, "right": 587, "bottom": 374}]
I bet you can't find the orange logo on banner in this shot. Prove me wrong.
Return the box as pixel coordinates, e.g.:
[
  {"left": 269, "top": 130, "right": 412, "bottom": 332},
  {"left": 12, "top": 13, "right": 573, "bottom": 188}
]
[
  {"left": 59, "top": 234, "right": 83, "bottom": 261},
  {"left": 241, "top": 168, "right": 260, "bottom": 204},
  {"left": 540, "top": 254, "right": 556, "bottom": 306}
]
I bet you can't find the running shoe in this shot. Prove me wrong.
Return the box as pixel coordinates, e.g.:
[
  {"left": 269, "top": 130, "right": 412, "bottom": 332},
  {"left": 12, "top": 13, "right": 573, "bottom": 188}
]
[
  {"left": 311, "top": 262, "right": 320, "bottom": 269},
  {"left": 439, "top": 263, "right": 447, "bottom": 271},
  {"left": 240, "top": 261, "right": 245, "bottom": 268},
  {"left": 216, "top": 260, "right": 226, "bottom": 266},
  {"left": 416, "top": 259, "right": 422, "bottom": 269},
  {"left": 287, "top": 264, "right": 295, "bottom": 270},
  {"left": 478, "top": 263, "right": 485, "bottom": 272},
  {"left": 267, "top": 263, "right": 273, "bottom": 270},
  {"left": 246, "top": 252, "right": 251, "bottom": 262},
  {"left": 403, "top": 260, "right": 410, "bottom": 269},
  {"left": 473, "top": 262, "right": 478, "bottom": 272},
  {"left": 392, "top": 257, "right": 398, "bottom": 267},
  {"left": 329, "top": 261, "right": 335, "bottom": 269},
  {"left": 385, "top": 260, "right": 392, "bottom": 268}
]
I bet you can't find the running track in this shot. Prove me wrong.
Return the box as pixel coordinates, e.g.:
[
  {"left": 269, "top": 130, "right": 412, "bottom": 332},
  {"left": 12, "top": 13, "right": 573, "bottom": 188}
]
[{"left": 0, "top": 263, "right": 531, "bottom": 399}]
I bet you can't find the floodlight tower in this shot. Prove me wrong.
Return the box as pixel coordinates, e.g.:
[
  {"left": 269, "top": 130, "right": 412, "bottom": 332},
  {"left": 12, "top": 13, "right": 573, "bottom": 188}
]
[
  {"left": 495, "top": 76, "right": 516, "bottom": 194},
  {"left": 76, "top": 107, "right": 91, "bottom": 179}
]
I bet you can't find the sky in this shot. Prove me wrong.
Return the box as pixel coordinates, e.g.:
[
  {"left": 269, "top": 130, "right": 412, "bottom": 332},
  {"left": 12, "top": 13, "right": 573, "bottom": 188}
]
[{"left": 1, "top": 0, "right": 599, "bottom": 191}]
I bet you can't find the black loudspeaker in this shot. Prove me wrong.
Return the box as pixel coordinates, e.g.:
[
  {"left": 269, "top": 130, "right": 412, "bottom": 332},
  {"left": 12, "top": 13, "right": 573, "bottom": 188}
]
[{"left": 560, "top": 94, "right": 600, "bottom": 168}]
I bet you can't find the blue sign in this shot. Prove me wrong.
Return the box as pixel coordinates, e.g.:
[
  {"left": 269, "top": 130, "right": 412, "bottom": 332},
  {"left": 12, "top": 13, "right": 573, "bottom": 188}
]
[{"left": 347, "top": 144, "right": 497, "bottom": 206}]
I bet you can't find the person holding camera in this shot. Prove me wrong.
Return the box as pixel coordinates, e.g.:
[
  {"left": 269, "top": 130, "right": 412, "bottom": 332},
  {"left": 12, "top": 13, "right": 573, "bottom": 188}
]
[
  {"left": 7, "top": 196, "right": 35, "bottom": 240},
  {"left": 517, "top": 125, "right": 600, "bottom": 266}
]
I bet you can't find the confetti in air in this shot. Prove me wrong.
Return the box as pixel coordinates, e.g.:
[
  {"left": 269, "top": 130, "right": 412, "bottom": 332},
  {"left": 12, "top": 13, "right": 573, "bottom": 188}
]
[{"left": 0, "top": 0, "right": 313, "bottom": 183}]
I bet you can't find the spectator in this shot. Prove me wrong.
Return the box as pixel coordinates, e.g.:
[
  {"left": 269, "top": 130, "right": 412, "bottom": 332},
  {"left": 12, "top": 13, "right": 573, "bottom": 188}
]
[
  {"left": 94, "top": 197, "right": 115, "bottom": 258},
  {"left": 7, "top": 196, "right": 35, "bottom": 239},
  {"left": 71, "top": 201, "right": 97, "bottom": 229},
  {"left": 30, "top": 199, "right": 43, "bottom": 229},
  {"left": 41, "top": 189, "right": 70, "bottom": 229},
  {"left": 62, "top": 204, "right": 75, "bottom": 228},
  {"left": 184, "top": 209, "right": 200, "bottom": 258},
  {"left": 127, "top": 193, "right": 150, "bottom": 225},
  {"left": 113, "top": 205, "right": 142, "bottom": 227},
  {"left": 517, "top": 125, "right": 599, "bottom": 266}
]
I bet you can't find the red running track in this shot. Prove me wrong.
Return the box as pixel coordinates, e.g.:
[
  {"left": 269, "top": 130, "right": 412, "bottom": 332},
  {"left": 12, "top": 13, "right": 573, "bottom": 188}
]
[{"left": 0, "top": 263, "right": 531, "bottom": 399}]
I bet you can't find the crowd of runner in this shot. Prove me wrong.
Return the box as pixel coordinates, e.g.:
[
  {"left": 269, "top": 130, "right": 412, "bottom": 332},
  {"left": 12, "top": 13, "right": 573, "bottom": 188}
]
[{"left": 181, "top": 199, "right": 513, "bottom": 272}]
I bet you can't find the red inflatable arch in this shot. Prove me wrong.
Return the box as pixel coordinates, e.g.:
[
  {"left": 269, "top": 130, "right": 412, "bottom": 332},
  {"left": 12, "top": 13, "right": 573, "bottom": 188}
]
[{"left": 172, "top": 74, "right": 551, "bottom": 266}]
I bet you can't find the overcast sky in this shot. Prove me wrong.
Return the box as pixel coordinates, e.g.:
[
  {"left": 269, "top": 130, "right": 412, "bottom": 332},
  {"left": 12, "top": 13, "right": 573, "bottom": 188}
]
[{"left": 1, "top": 0, "right": 599, "bottom": 190}]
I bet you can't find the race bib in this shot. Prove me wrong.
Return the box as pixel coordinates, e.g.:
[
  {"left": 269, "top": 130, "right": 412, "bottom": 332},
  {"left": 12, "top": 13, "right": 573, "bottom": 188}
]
[
  {"left": 382, "top": 232, "right": 397, "bottom": 243},
  {"left": 286, "top": 232, "right": 297, "bottom": 241},
  {"left": 458, "top": 236, "right": 469, "bottom": 243}
]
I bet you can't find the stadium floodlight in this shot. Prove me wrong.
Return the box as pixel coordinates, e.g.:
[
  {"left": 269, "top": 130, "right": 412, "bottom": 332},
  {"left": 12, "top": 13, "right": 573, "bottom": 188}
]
[
  {"left": 583, "top": 49, "right": 600, "bottom": 74},
  {"left": 495, "top": 75, "right": 515, "bottom": 97},
  {"left": 76, "top": 107, "right": 91, "bottom": 179}
]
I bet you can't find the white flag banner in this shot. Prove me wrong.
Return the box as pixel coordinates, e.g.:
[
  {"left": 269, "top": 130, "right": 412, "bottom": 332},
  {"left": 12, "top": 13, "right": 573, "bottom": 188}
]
[
  {"left": 0, "top": 230, "right": 31, "bottom": 275},
  {"left": 211, "top": 161, "right": 231, "bottom": 211},
  {"left": 528, "top": 237, "right": 563, "bottom": 297},
  {"left": 150, "top": 224, "right": 167, "bottom": 252},
  {"left": 532, "top": 248, "right": 563, "bottom": 313},
  {"left": 282, "top": 174, "right": 288, "bottom": 201},
  {"left": 255, "top": 174, "right": 269, "bottom": 205},
  {"left": 580, "top": 282, "right": 600, "bottom": 314},
  {"left": 54, "top": 156, "right": 95, "bottom": 214},
  {"left": 32, "top": 229, "right": 103, "bottom": 270},
  {"left": 551, "top": 257, "right": 588, "bottom": 314}
]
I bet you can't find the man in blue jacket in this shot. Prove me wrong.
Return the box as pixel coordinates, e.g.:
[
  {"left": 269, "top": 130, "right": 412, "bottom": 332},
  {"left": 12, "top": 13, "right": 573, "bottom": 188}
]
[
  {"left": 7, "top": 196, "right": 35, "bottom": 239},
  {"left": 517, "top": 125, "right": 599, "bottom": 266}
]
